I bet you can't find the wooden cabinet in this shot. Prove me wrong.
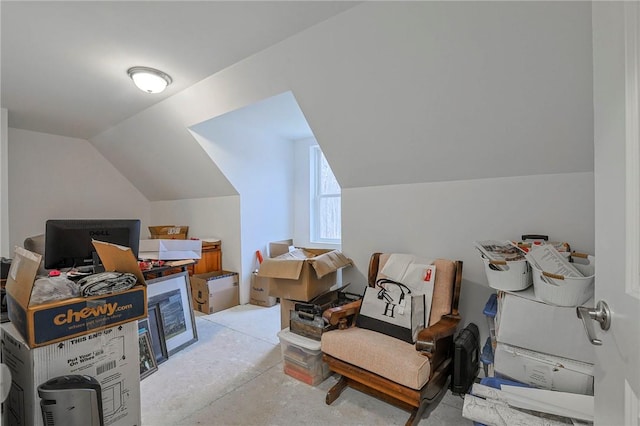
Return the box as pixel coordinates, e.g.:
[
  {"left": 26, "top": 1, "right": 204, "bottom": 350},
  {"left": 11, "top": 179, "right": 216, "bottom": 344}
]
[{"left": 193, "top": 243, "right": 222, "bottom": 275}]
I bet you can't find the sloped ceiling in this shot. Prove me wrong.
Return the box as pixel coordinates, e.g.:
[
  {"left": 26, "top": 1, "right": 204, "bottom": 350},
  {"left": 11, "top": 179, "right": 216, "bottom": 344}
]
[
  {"left": 5, "top": 2, "right": 594, "bottom": 202},
  {"left": 1, "top": 1, "right": 358, "bottom": 140}
]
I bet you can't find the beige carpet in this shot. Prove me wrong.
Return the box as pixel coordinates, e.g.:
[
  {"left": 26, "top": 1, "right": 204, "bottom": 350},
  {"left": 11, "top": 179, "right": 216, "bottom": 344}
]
[{"left": 140, "top": 303, "right": 472, "bottom": 425}]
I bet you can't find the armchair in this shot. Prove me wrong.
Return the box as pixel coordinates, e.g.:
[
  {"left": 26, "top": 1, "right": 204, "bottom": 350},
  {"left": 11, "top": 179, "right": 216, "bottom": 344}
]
[{"left": 320, "top": 253, "right": 463, "bottom": 426}]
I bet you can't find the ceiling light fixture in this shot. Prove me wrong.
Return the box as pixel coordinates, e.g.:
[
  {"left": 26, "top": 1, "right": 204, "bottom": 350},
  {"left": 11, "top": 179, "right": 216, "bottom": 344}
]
[{"left": 127, "top": 66, "right": 172, "bottom": 94}]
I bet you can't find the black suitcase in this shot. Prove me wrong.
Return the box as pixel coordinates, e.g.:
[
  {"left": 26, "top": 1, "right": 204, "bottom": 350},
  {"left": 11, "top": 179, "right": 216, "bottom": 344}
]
[{"left": 451, "top": 322, "right": 480, "bottom": 394}]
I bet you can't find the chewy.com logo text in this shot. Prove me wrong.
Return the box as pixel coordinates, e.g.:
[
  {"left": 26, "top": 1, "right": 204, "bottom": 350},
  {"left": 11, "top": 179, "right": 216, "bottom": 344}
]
[{"left": 53, "top": 302, "right": 133, "bottom": 325}]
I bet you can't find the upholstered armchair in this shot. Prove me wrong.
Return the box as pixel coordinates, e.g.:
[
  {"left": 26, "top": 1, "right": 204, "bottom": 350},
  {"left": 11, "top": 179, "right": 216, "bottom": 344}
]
[{"left": 321, "top": 253, "right": 463, "bottom": 426}]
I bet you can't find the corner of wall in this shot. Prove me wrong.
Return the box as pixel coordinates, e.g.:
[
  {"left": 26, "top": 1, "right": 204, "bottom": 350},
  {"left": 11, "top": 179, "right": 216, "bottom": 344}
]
[{"left": 1, "top": 109, "right": 9, "bottom": 257}]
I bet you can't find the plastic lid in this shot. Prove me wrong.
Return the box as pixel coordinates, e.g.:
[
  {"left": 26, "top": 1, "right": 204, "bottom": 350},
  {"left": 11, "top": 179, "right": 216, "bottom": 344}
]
[
  {"left": 277, "top": 327, "right": 322, "bottom": 351},
  {"left": 479, "top": 377, "right": 530, "bottom": 390},
  {"left": 483, "top": 293, "right": 498, "bottom": 317}
]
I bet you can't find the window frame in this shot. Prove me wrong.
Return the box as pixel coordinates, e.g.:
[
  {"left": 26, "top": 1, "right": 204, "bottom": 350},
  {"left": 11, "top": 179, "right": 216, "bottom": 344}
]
[{"left": 310, "top": 145, "right": 341, "bottom": 244}]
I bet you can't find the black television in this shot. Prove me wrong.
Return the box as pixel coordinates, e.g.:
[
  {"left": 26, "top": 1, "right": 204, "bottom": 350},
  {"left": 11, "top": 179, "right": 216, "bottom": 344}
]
[{"left": 44, "top": 219, "right": 141, "bottom": 270}]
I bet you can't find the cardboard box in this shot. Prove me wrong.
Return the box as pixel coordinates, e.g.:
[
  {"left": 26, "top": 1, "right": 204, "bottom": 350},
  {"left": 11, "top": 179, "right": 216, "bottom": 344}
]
[
  {"left": 5, "top": 242, "right": 147, "bottom": 348},
  {"left": 148, "top": 225, "right": 189, "bottom": 240},
  {"left": 494, "top": 342, "right": 594, "bottom": 395},
  {"left": 1, "top": 321, "right": 140, "bottom": 426},
  {"left": 280, "top": 298, "right": 296, "bottom": 330},
  {"left": 496, "top": 288, "right": 596, "bottom": 364},
  {"left": 190, "top": 271, "right": 239, "bottom": 314},
  {"left": 250, "top": 272, "right": 277, "bottom": 307},
  {"left": 269, "top": 239, "right": 294, "bottom": 258},
  {"left": 257, "top": 248, "right": 352, "bottom": 302},
  {"left": 139, "top": 239, "right": 202, "bottom": 260}
]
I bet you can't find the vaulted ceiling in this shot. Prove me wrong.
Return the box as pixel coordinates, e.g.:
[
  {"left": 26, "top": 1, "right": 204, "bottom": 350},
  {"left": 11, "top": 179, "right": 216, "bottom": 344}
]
[
  {"left": 1, "top": 1, "right": 358, "bottom": 140},
  {"left": 2, "top": 2, "right": 594, "bottom": 203}
]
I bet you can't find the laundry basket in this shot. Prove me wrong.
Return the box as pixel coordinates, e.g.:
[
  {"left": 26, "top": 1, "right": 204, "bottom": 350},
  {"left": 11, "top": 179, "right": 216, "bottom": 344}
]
[
  {"left": 530, "top": 252, "right": 595, "bottom": 307},
  {"left": 482, "top": 257, "right": 531, "bottom": 291}
]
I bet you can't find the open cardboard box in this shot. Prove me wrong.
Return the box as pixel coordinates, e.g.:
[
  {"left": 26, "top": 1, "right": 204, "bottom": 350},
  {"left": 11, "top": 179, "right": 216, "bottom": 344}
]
[
  {"left": 269, "top": 239, "right": 294, "bottom": 258},
  {"left": 258, "top": 248, "right": 352, "bottom": 302},
  {"left": 5, "top": 241, "right": 147, "bottom": 348},
  {"left": 148, "top": 225, "right": 189, "bottom": 239}
]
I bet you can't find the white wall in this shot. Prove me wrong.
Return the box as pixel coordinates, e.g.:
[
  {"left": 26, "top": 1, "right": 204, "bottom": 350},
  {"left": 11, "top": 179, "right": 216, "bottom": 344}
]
[
  {"left": 7, "top": 128, "right": 151, "bottom": 253},
  {"left": 342, "top": 172, "right": 595, "bottom": 344},
  {"left": 293, "top": 138, "right": 314, "bottom": 249},
  {"left": 187, "top": 96, "right": 295, "bottom": 304},
  {"left": 91, "top": 2, "right": 593, "bottom": 196},
  {"left": 149, "top": 195, "right": 241, "bottom": 274},
  {"left": 1, "top": 109, "right": 8, "bottom": 257}
]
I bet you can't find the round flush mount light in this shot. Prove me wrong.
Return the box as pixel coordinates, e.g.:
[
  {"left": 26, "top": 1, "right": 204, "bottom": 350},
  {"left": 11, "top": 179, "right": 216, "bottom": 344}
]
[{"left": 127, "top": 66, "right": 172, "bottom": 94}]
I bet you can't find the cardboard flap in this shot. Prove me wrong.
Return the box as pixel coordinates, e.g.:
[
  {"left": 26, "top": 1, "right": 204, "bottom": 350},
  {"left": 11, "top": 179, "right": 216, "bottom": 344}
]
[
  {"left": 6, "top": 247, "right": 41, "bottom": 307},
  {"left": 256, "top": 249, "right": 306, "bottom": 280},
  {"left": 92, "top": 240, "right": 146, "bottom": 285},
  {"left": 307, "top": 250, "right": 353, "bottom": 278}
]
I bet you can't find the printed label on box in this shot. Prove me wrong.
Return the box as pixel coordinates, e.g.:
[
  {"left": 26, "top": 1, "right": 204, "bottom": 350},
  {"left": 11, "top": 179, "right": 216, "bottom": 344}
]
[{"left": 32, "top": 290, "right": 146, "bottom": 345}]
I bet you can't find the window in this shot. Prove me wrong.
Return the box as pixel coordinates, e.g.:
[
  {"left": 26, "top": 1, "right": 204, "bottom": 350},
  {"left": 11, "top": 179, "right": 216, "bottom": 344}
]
[{"left": 311, "top": 146, "right": 341, "bottom": 243}]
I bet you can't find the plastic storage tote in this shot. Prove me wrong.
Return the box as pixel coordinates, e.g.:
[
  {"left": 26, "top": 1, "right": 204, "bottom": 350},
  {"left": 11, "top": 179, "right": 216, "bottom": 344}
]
[{"left": 277, "top": 327, "right": 330, "bottom": 386}]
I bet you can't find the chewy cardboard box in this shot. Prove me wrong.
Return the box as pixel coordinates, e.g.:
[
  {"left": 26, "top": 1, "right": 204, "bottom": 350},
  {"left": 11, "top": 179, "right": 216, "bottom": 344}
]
[
  {"left": 494, "top": 342, "right": 594, "bottom": 395},
  {"left": 148, "top": 225, "right": 189, "bottom": 240},
  {"left": 496, "top": 288, "right": 596, "bottom": 364},
  {"left": 190, "top": 271, "right": 239, "bottom": 314},
  {"left": 2, "top": 321, "right": 140, "bottom": 426},
  {"left": 257, "top": 248, "right": 352, "bottom": 302},
  {"left": 5, "top": 242, "right": 147, "bottom": 348},
  {"left": 250, "top": 272, "right": 277, "bottom": 307},
  {"left": 139, "top": 239, "right": 202, "bottom": 260}
]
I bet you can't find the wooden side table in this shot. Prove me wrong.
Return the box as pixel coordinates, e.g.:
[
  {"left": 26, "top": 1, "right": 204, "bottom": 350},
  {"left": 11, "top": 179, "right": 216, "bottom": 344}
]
[{"left": 193, "top": 242, "right": 222, "bottom": 275}]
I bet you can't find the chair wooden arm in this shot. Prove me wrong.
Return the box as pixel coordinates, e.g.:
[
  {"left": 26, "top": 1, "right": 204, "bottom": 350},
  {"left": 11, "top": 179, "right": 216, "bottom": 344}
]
[
  {"left": 322, "top": 299, "right": 362, "bottom": 329},
  {"left": 415, "top": 315, "right": 460, "bottom": 354}
]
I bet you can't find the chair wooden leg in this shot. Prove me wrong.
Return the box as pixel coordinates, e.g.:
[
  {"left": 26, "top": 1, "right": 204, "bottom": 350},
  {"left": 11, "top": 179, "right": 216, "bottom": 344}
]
[
  {"left": 326, "top": 375, "right": 348, "bottom": 405},
  {"left": 405, "top": 380, "right": 450, "bottom": 426},
  {"left": 405, "top": 400, "right": 428, "bottom": 426}
]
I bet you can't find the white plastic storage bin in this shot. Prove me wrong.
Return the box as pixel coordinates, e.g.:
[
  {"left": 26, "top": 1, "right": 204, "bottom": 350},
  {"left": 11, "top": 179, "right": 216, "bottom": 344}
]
[
  {"left": 277, "top": 327, "right": 330, "bottom": 386},
  {"left": 530, "top": 253, "right": 595, "bottom": 307},
  {"left": 482, "top": 257, "right": 532, "bottom": 291}
]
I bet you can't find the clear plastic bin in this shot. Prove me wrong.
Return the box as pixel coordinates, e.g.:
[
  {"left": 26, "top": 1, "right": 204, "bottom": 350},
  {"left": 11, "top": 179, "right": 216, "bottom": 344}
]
[{"left": 277, "top": 327, "right": 330, "bottom": 386}]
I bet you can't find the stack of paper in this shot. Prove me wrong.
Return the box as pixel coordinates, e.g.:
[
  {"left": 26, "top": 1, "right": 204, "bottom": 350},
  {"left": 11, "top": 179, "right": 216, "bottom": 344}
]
[
  {"left": 525, "top": 245, "right": 583, "bottom": 278},
  {"left": 463, "top": 383, "right": 594, "bottom": 425},
  {"left": 474, "top": 240, "right": 527, "bottom": 262}
]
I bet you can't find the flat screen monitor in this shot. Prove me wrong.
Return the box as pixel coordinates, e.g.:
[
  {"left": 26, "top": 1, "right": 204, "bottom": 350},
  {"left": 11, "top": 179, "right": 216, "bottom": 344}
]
[{"left": 44, "top": 219, "right": 141, "bottom": 270}]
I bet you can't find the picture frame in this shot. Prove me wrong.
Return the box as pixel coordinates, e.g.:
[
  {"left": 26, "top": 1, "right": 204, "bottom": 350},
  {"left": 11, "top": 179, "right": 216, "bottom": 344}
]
[
  {"left": 139, "top": 308, "right": 169, "bottom": 364},
  {"left": 146, "top": 271, "right": 198, "bottom": 356},
  {"left": 138, "top": 330, "right": 158, "bottom": 380}
]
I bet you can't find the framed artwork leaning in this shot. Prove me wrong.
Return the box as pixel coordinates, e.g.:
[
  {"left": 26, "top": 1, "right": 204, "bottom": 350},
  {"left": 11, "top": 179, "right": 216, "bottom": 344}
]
[
  {"left": 139, "top": 311, "right": 168, "bottom": 365},
  {"left": 138, "top": 329, "right": 158, "bottom": 380},
  {"left": 146, "top": 271, "right": 198, "bottom": 356}
]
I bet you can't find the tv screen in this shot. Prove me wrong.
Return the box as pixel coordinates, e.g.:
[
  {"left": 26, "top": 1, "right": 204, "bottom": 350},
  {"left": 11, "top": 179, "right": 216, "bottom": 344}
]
[{"left": 44, "top": 219, "right": 141, "bottom": 270}]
